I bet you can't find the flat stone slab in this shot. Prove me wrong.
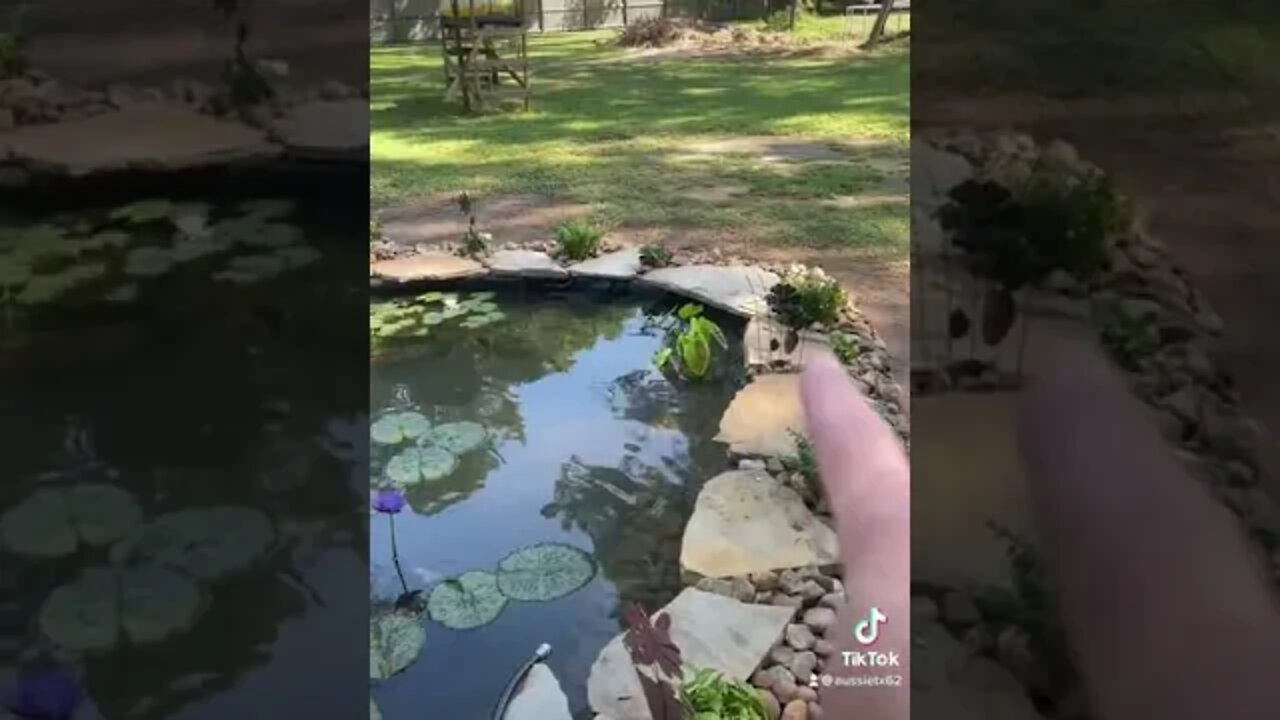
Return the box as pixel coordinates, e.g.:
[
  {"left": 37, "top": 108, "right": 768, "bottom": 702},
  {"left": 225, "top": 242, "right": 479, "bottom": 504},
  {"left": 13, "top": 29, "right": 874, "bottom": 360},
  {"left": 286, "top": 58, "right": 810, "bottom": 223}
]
[
  {"left": 913, "top": 621, "right": 1044, "bottom": 720},
  {"left": 275, "top": 99, "right": 368, "bottom": 161},
  {"left": 371, "top": 252, "right": 487, "bottom": 282},
  {"left": 3, "top": 103, "right": 279, "bottom": 175},
  {"left": 568, "top": 247, "right": 643, "bottom": 280},
  {"left": 743, "top": 316, "right": 830, "bottom": 368},
  {"left": 637, "top": 265, "right": 778, "bottom": 317},
  {"left": 715, "top": 374, "right": 808, "bottom": 457},
  {"left": 503, "top": 664, "right": 572, "bottom": 720},
  {"left": 587, "top": 588, "right": 794, "bottom": 720},
  {"left": 486, "top": 249, "right": 568, "bottom": 278},
  {"left": 680, "top": 470, "right": 838, "bottom": 578}
]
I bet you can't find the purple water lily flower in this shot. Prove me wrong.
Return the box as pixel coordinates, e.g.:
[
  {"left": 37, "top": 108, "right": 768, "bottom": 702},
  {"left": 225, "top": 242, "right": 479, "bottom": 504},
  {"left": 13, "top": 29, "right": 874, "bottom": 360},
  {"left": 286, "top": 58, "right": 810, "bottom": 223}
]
[
  {"left": 2, "top": 669, "right": 83, "bottom": 720},
  {"left": 371, "top": 489, "right": 406, "bottom": 514}
]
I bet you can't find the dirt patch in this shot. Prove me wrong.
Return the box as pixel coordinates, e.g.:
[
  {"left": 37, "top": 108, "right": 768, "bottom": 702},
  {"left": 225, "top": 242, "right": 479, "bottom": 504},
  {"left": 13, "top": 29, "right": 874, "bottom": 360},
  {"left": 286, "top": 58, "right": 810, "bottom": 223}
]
[
  {"left": 376, "top": 193, "right": 593, "bottom": 247},
  {"left": 922, "top": 93, "right": 1280, "bottom": 499},
  {"left": 673, "top": 136, "right": 871, "bottom": 164},
  {"left": 685, "top": 184, "right": 752, "bottom": 203},
  {"left": 623, "top": 42, "right": 860, "bottom": 64},
  {"left": 820, "top": 192, "right": 908, "bottom": 209}
]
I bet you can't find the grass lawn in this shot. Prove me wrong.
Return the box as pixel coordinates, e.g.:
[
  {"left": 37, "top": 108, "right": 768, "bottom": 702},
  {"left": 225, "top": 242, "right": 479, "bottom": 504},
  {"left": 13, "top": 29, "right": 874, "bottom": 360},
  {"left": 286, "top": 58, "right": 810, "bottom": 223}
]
[{"left": 370, "top": 22, "right": 909, "bottom": 255}]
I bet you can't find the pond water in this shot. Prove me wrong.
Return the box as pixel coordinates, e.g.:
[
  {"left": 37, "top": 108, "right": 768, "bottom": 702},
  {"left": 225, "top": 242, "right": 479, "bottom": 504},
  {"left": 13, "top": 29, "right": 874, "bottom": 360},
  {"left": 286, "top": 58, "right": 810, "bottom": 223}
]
[
  {"left": 368, "top": 288, "right": 744, "bottom": 720},
  {"left": 0, "top": 183, "right": 369, "bottom": 719}
]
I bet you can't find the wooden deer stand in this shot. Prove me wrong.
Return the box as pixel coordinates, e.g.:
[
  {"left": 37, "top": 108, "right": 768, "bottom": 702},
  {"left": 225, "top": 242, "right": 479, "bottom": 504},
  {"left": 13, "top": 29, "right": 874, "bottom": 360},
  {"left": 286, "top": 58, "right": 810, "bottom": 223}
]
[{"left": 440, "top": 0, "right": 530, "bottom": 112}]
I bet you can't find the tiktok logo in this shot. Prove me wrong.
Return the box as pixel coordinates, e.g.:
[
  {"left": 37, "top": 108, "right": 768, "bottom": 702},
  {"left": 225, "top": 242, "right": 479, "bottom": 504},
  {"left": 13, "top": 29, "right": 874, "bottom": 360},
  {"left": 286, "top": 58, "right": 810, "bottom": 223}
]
[{"left": 852, "top": 606, "right": 887, "bottom": 646}]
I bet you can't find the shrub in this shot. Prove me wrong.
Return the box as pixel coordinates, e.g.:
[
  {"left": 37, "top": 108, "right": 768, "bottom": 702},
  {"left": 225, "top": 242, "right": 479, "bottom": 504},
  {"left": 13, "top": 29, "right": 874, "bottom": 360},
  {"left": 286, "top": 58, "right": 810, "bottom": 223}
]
[
  {"left": 766, "top": 270, "right": 847, "bottom": 329},
  {"left": 762, "top": 9, "right": 792, "bottom": 32},
  {"left": 829, "top": 332, "right": 859, "bottom": 365},
  {"left": 0, "top": 33, "right": 24, "bottom": 79},
  {"left": 639, "top": 243, "right": 673, "bottom": 269},
  {"left": 554, "top": 219, "right": 604, "bottom": 261}
]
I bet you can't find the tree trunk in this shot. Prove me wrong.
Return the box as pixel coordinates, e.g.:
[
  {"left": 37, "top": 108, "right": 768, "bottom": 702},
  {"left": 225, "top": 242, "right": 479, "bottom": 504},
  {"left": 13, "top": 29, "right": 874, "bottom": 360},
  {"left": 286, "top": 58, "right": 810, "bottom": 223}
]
[
  {"left": 863, "top": 0, "right": 894, "bottom": 46},
  {"left": 788, "top": 0, "right": 797, "bottom": 30}
]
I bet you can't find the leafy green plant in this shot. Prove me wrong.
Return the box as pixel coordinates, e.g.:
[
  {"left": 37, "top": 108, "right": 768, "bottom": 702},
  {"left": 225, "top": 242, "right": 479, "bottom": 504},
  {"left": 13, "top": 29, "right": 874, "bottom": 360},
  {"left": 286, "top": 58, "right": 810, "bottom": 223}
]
[
  {"left": 762, "top": 9, "right": 792, "bottom": 32},
  {"left": 639, "top": 243, "right": 674, "bottom": 269},
  {"left": 454, "top": 192, "right": 491, "bottom": 257},
  {"left": 0, "top": 32, "right": 24, "bottom": 79},
  {"left": 829, "top": 332, "right": 859, "bottom": 365},
  {"left": 766, "top": 272, "right": 847, "bottom": 330},
  {"left": 989, "top": 522, "right": 1077, "bottom": 699},
  {"left": 554, "top": 219, "right": 604, "bottom": 261},
  {"left": 1016, "top": 172, "right": 1124, "bottom": 281},
  {"left": 1100, "top": 313, "right": 1157, "bottom": 371},
  {"left": 782, "top": 430, "right": 822, "bottom": 500},
  {"left": 680, "top": 667, "right": 769, "bottom": 720},
  {"left": 652, "top": 303, "right": 727, "bottom": 381}
]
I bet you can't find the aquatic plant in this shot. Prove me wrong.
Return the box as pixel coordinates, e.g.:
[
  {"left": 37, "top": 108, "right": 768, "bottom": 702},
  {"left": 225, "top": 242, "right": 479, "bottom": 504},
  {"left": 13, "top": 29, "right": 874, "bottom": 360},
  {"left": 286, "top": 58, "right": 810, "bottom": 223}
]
[
  {"left": 622, "top": 603, "right": 685, "bottom": 720},
  {"left": 495, "top": 542, "right": 596, "bottom": 602},
  {"left": 0, "top": 484, "right": 141, "bottom": 558},
  {"left": 109, "top": 505, "right": 275, "bottom": 582},
  {"left": 554, "top": 219, "right": 604, "bottom": 261},
  {"left": 2, "top": 668, "right": 82, "bottom": 720},
  {"left": 385, "top": 446, "right": 459, "bottom": 488},
  {"left": 38, "top": 565, "right": 205, "bottom": 653},
  {"left": 371, "top": 489, "right": 407, "bottom": 515},
  {"left": 370, "top": 411, "right": 432, "bottom": 445},
  {"left": 421, "top": 421, "right": 487, "bottom": 455},
  {"left": 369, "top": 611, "right": 426, "bottom": 680},
  {"left": 680, "top": 667, "right": 770, "bottom": 720},
  {"left": 426, "top": 570, "right": 508, "bottom": 630},
  {"left": 652, "top": 303, "right": 728, "bottom": 381}
]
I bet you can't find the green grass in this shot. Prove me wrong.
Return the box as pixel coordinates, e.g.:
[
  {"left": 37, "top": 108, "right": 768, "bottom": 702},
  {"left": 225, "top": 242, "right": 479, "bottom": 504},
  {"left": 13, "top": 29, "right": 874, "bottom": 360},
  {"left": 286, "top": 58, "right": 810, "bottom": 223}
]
[{"left": 371, "top": 29, "right": 908, "bottom": 255}]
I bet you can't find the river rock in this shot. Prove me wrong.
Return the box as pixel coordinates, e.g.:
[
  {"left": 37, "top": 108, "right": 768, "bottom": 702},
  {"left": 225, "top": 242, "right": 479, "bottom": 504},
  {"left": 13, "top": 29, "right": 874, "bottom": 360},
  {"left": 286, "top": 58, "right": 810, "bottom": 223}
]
[
  {"left": 788, "top": 651, "right": 818, "bottom": 682},
  {"left": 502, "top": 663, "right": 572, "bottom": 720},
  {"left": 758, "top": 689, "right": 782, "bottom": 720},
  {"left": 941, "top": 590, "right": 982, "bottom": 627},
  {"left": 784, "top": 624, "right": 815, "bottom": 651},
  {"left": 587, "top": 588, "right": 794, "bottom": 720},
  {"left": 802, "top": 607, "right": 837, "bottom": 634},
  {"left": 680, "top": 470, "right": 838, "bottom": 578},
  {"left": 770, "top": 644, "right": 796, "bottom": 666},
  {"left": 715, "top": 374, "right": 808, "bottom": 458},
  {"left": 780, "top": 699, "right": 809, "bottom": 720},
  {"left": 636, "top": 264, "right": 778, "bottom": 316}
]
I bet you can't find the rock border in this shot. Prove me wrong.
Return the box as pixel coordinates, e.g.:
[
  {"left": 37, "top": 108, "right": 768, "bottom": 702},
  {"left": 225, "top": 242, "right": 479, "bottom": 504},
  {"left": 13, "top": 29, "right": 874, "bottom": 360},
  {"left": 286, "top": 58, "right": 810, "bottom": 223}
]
[
  {"left": 371, "top": 236, "right": 909, "bottom": 720},
  {"left": 1, "top": 67, "right": 368, "bottom": 190},
  {"left": 911, "top": 128, "right": 1280, "bottom": 719}
]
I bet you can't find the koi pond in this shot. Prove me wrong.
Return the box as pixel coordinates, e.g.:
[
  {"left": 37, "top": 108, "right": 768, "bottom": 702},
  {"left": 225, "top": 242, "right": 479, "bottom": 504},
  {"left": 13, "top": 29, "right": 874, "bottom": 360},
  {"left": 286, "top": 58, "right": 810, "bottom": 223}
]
[
  {"left": 367, "top": 287, "right": 745, "bottom": 719},
  {"left": 0, "top": 183, "right": 369, "bottom": 719}
]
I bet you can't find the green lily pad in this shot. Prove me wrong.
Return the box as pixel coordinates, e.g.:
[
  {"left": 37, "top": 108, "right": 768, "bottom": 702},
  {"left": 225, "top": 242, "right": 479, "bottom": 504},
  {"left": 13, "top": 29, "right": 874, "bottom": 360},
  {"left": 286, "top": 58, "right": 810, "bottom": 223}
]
[
  {"left": 109, "top": 199, "right": 174, "bottom": 224},
  {"left": 38, "top": 564, "right": 204, "bottom": 654},
  {"left": 171, "top": 236, "right": 226, "bottom": 262},
  {"left": 276, "top": 245, "right": 323, "bottom": 268},
  {"left": 0, "top": 484, "right": 142, "bottom": 559},
  {"left": 421, "top": 311, "right": 446, "bottom": 326},
  {"left": 496, "top": 543, "right": 596, "bottom": 602},
  {"left": 171, "top": 204, "right": 212, "bottom": 239},
  {"left": 471, "top": 301, "right": 500, "bottom": 314},
  {"left": 427, "top": 571, "right": 508, "bottom": 630},
  {"left": 414, "top": 292, "right": 445, "bottom": 304},
  {"left": 0, "top": 259, "right": 31, "bottom": 287},
  {"left": 77, "top": 231, "right": 133, "bottom": 253},
  {"left": 370, "top": 412, "right": 431, "bottom": 445},
  {"left": 468, "top": 291, "right": 496, "bottom": 302},
  {"left": 422, "top": 422, "right": 487, "bottom": 455},
  {"left": 104, "top": 285, "right": 139, "bottom": 303},
  {"left": 459, "top": 315, "right": 497, "bottom": 329},
  {"left": 237, "top": 198, "right": 296, "bottom": 220},
  {"left": 369, "top": 612, "right": 426, "bottom": 680},
  {"left": 123, "top": 247, "right": 176, "bottom": 277},
  {"left": 238, "top": 223, "right": 304, "bottom": 249},
  {"left": 109, "top": 505, "right": 275, "bottom": 582},
  {"left": 384, "top": 447, "right": 458, "bottom": 488},
  {"left": 226, "top": 253, "right": 286, "bottom": 277}
]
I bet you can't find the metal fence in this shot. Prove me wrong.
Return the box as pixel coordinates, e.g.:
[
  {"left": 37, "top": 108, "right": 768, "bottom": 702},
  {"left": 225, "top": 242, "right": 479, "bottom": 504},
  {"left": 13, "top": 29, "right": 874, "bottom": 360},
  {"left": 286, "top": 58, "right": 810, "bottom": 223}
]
[{"left": 370, "top": 0, "right": 795, "bottom": 42}]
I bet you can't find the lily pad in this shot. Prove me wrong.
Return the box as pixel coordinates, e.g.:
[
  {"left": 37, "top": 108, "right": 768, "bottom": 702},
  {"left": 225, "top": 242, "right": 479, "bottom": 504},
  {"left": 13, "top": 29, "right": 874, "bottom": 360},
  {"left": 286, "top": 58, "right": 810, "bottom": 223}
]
[
  {"left": 171, "top": 204, "right": 212, "bottom": 238},
  {"left": 14, "top": 274, "right": 74, "bottom": 305},
  {"left": 123, "top": 247, "right": 176, "bottom": 277},
  {"left": 109, "top": 199, "right": 174, "bottom": 224},
  {"left": 370, "top": 412, "right": 431, "bottom": 445},
  {"left": 0, "top": 485, "right": 142, "bottom": 558},
  {"left": 422, "top": 422, "right": 487, "bottom": 455},
  {"left": 109, "top": 505, "right": 275, "bottom": 581},
  {"left": 237, "top": 198, "right": 296, "bottom": 220},
  {"left": 104, "top": 285, "right": 139, "bottom": 303},
  {"left": 427, "top": 571, "right": 508, "bottom": 630},
  {"left": 276, "top": 246, "right": 323, "bottom": 268},
  {"left": 171, "top": 236, "right": 226, "bottom": 262},
  {"left": 384, "top": 447, "right": 458, "bottom": 488},
  {"left": 496, "top": 543, "right": 596, "bottom": 602},
  {"left": 225, "top": 253, "right": 286, "bottom": 277},
  {"left": 240, "top": 223, "right": 304, "bottom": 249},
  {"left": 38, "top": 564, "right": 204, "bottom": 654},
  {"left": 77, "top": 231, "right": 133, "bottom": 253},
  {"left": 414, "top": 292, "right": 445, "bottom": 304},
  {"left": 369, "top": 612, "right": 426, "bottom": 680},
  {"left": 0, "top": 259, "right": 31, "bottom": 287}
]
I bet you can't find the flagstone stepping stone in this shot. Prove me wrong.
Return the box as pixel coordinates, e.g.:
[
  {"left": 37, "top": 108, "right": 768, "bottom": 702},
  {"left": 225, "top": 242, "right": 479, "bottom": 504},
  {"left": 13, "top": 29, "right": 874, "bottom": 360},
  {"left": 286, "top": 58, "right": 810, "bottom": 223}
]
[
  {"left": 680, "top": 470, "right": 838, "bottom": 578},
  {"left": 567, "top": 247, "right": 642, "bottom": 280},
  {"left": 274, "top": 99, "right": 368, "bottom": 161},
  {"left": 586, "top": 588, "right": 795, "bottom": 720},
  {"left": 486, "top": 250, "right": 568, "bottom": 279},
  {"left": 503, "top": 664, "right": 572, "bottom": 720},
  {"left": 372, "top": 252, "right": 487, "bottom": 283},
  {"left": 637, "top": 265, "right": 778, "bottom": 317},
  {"left": 714, "top": 374, "right": 807, "bottom": 457}
]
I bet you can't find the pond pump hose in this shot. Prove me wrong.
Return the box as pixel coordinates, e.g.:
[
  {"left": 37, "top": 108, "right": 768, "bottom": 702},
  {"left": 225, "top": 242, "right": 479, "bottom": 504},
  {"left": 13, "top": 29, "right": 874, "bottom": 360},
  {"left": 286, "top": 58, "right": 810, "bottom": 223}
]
[{"left": 491, "top": 643, "right": 553, "bottom": 720}]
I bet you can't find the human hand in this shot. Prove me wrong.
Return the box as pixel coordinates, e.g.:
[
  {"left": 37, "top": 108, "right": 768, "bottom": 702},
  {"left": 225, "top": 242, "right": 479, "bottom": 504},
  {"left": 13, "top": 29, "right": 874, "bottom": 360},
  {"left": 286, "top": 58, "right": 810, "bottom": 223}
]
[{"left": 800, "top": 350, "right": 910, "bottom": 720}]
